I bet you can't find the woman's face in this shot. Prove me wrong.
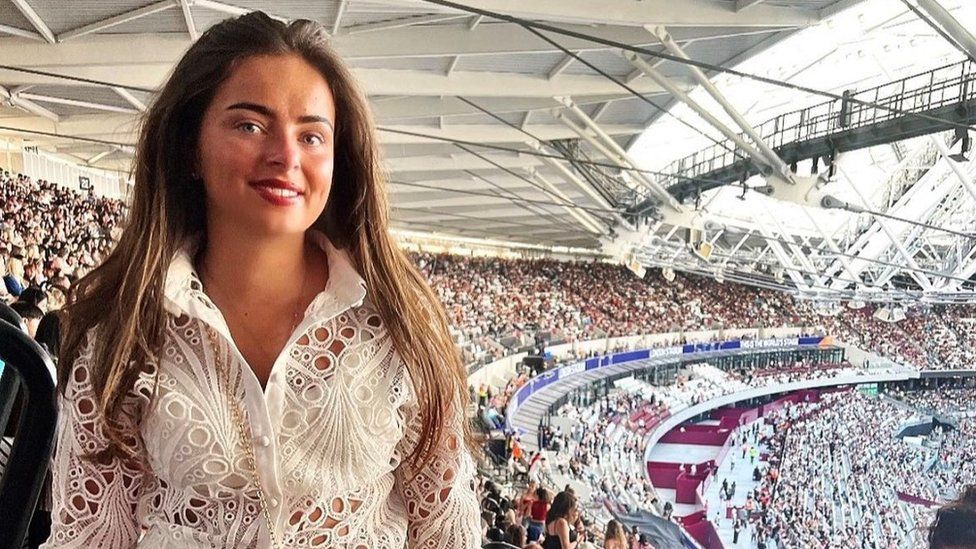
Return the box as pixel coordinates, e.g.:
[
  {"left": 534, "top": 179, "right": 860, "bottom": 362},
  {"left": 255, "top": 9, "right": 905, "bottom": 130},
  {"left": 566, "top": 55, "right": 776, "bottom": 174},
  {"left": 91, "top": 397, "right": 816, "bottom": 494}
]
[{"left": 197, "top": 53, "right": 336, "bottom": 238}]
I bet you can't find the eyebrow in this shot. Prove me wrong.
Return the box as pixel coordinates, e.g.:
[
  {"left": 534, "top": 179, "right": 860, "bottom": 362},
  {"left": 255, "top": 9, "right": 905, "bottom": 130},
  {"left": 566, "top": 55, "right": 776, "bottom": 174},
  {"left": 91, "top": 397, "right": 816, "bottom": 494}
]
[{"left": 226, "top": 102, "right": 334, "bottom": 132}]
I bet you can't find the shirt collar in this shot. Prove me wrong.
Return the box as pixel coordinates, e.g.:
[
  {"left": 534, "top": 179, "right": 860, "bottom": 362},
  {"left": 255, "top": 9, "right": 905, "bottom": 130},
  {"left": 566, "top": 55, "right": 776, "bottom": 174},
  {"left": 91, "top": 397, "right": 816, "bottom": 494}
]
[{"left": 162, "top": 230, "right": 368, "bottom": 324}]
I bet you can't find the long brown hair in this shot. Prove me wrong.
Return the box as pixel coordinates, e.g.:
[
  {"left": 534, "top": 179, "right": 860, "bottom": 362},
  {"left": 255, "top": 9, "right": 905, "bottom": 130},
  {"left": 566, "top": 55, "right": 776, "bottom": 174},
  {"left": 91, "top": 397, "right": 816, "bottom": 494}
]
[
  {"left": 545, "top": 491, "right": 578, "bottom": 525},
  {"left": 59, "top": 11, "right": 471, "bottom": 469},
  {"left": 929, "top": 485, "right": 976, "bottom": 549},
  {"left": 605, "top": 519, "right": 627, "bottom": 545}
]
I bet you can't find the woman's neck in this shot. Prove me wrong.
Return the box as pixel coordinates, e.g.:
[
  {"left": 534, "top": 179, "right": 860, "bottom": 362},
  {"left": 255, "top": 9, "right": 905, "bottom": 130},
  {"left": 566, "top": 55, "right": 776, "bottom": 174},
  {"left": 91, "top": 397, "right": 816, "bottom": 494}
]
[{"left": 198, "top": 227, "right": 314, "bottom": 309}]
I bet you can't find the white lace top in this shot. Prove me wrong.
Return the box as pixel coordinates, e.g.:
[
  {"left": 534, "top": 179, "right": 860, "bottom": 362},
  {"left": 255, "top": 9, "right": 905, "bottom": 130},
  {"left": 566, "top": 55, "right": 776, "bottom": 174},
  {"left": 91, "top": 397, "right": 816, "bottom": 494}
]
[{"left": 41, "top": 232, "right": 481, "bottom": 548}]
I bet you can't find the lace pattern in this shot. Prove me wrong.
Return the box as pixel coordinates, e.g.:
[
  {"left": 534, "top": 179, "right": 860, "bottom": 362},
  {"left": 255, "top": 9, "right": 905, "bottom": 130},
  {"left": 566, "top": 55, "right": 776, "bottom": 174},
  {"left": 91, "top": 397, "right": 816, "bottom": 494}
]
[{"left": 42, "top": 235, "right": 480, "bottom": 548}]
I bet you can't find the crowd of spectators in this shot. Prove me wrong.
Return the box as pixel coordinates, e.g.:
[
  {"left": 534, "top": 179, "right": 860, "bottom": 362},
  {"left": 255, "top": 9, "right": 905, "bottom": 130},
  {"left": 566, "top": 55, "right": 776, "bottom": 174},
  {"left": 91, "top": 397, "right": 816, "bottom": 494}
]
[
  {"left": 474, "top": 438, "right": 661, "bottom": 549},
  {"left": 415, "top": 251, "right": 819, "bottom": 365},
  {"left": 4, "top": 168, "right": 976, "bottom": 375},
  {"left": 6, "top": 169, "right": 976, "bottom": 548},
  {"left": 890, "top": 385, "right": 976, "bottom": 417},
  {"left": 0, "top": 171, "right": 125, "bottom": 295},
  {"left": 748, "top": 390, "right": 976, "bottom": 548},
  {"left": 0, "top": 170, "right": 126, "bottom": 344},
  {"left": 557, "top": 391, "right": 663, "bottom": 517},
  {"left": 535, "top": 361, "right": 876, "bottom": 540},
  {"left": 414, "top": 251, "right": 976, "bottom": 373},
  {"left": 513, "top": 357, "right": 976, "bottom": 549}
]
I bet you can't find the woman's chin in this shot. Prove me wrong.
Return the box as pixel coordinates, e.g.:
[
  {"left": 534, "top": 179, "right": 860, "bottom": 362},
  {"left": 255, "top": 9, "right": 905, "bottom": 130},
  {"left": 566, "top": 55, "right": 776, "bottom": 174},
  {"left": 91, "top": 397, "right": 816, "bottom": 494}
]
[{"left": 241, "top": 216, "right": 314, "bottom": 239}]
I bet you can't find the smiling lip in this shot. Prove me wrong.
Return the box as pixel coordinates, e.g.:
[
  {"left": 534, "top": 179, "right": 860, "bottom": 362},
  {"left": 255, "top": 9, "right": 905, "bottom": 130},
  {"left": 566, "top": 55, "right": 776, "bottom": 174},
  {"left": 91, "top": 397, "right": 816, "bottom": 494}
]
[{"left": 249, "top": 178, "right": 304, "bottom": 206}]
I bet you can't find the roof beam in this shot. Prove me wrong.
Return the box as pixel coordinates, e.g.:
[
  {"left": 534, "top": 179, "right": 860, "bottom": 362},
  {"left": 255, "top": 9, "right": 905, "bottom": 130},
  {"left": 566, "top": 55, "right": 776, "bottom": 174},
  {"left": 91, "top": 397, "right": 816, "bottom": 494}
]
[
  {"left": 334, "top": 22, "right": 790, "bottom": 58},
  {"left": 555, "top": 96, "right": 682, "bottom": 212},
  {"left": 390, "top": 176, "right": 587, "bottom": 199},
  {"left": 0, "top": 85, "right": 58, "bottom": 122},
  {"left": 343, "top": 14, "right": 470, "bottom": 35},
  {"left": 916, "top": 0, "right": 976, "bottom": 62},
  {"left": 395, "top": 208, "right": 573, "bottom": 233},
  {"left": 0, "top": 33, "right": 191, "bottom": 67},
  {"left": 547, "top": 54, "right": 575, "bottom": 80},
  {"left": 393, "top": 220, "right": 579, "bottom": 244},
  {"left": 531, "top": 170, "right": 605, "bottom": 234},
  {"left": 112, "top": 87, "right": 147, "bottom": 112},
  {"left": 357, "top": 69, "right": 681, "bottom": 98},
  {"left": 0, "top": 63, "right": 686, "bottom": 99},
  {"left": 590, "top": 101, "right": 611, "bottom": 122},
  {"left": 9, "top": 0, "right": 56, "bottom": 43},
  {"left": 193, "top": 0, "right": 289, "bottom": 22},
  {"left": 86, "top": 149, "right": 113, "bottom": 165},
  {"left": 53, "top": 143, "right": 109, "bottom": 155},
  {"left": 445, "top": 56, "right": 460, "bottom": 76},
  {"left": 735, "top": 0, "right": 766, "bottom": 11},
  {"left": 0, "top": 113, "right": 642, "bottom": 145},
  {"left": 396, "top": 205, "right": 578, "bottom": 224},
  {"left": 386, "top": 153, "right": 543, "bottom": 173},
  {"left": 59, "top": 0, "right": 177, "bottom": 42},
  {"left": 336, "top": 95, "right": 631, "bottom": 121},
  {"left": 19, "top": 92, "right": 139, "bottom": 114},
  {"left": 383, "top": 0, "right": 821, "bottom": 27},
  {"left": 651, "top": 26, "right": 792, "bottom": 181},
  {"left": 177, "top": 0, "right": 198, "bottom": 41},
  {"left": 0, "top": 23, "right": 44, "bottom": 41},
  {"left": 379, "top": 123, "right": 644, "bottom": 145},
  {"left": 0, "top": 113, "right": 138, "bottom": 140},
  {"left": 332, "top": 0, "right": 349, "bottom": 34},
  {"left": 0, "top": 24, "right": 790, "bottom": 65},
  {"left": 820, "top": 0, "right": 868, "bottom": 20},
  {"left": 393, "top": 194, "right": 527, "bottom": 209}
]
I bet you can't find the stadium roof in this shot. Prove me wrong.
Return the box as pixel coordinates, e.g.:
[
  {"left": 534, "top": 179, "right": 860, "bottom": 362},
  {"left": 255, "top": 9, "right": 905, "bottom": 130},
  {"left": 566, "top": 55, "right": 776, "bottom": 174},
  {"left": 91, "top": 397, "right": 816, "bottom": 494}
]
[
  {"left": 0, "top": 0, "right": 859, "bottom": 248},
  {"left": 4, "top": 0, "right": 976, "bottom": 301}
]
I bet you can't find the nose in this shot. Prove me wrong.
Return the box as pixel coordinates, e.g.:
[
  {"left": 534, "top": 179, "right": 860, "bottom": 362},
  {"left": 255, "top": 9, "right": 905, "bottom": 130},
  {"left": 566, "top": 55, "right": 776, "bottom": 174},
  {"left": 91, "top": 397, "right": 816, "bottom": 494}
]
[{"left": 263, "top": 127, "right": 301, "bottom": 171}]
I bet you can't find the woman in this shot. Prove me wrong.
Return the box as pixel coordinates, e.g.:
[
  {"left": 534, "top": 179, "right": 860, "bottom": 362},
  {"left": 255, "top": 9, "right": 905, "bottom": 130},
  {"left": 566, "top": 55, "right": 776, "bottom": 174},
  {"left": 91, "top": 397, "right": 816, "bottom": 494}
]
[
  {"left": 508, "top": 523, "right": 543, "bottom": 549},
  {"left": 43, "top": 12, "right": 479, "bottom": 549},
  {"left": 542, "top": 491, "right": 580, "bottom": 549},
  {"left": 518, "top": 479, "right": 539, "bottom": 521},
  {"left": 929, "top": 485, "right": 976, "bottom": 549},
  {"left": 603, "top": 519, "right": 627, "bottom": 549},
  {"left": 35, "top": 310, "right": 61, "bottom": 360},
  {"left": 4, "top": 249, "right": 25, "bottom": 297},
  {"left": 527, "top": 487, "right": 552, "bottom": 542}
]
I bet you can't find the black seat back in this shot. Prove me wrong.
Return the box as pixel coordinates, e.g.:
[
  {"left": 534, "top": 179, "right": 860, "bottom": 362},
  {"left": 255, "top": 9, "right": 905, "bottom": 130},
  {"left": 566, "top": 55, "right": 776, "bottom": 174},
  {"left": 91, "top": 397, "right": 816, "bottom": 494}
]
[
  {"left": 0, "top": 319, "right": 58, "bottom": 548},
  {"left": 0, "top": 302, "right": 25, "bottom": 334}
]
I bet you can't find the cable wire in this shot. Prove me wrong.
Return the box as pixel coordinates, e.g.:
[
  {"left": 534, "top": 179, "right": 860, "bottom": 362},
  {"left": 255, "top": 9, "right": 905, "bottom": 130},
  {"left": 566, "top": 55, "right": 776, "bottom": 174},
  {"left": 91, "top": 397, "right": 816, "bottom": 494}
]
[
  {"left": 512, "top": 28, "right": 746, "bottom": 163},
  {"left": 376, "top": 126, "right": 726, "bottom": 186},
  {"left": 898, "top": 0, "right": 976, "bottom": 64},
  {"left": 417, "top": 0, "right": 976, "bottom": 133},
  {"left": 0, "top": 64, "right": 156, "bottom": 94}
]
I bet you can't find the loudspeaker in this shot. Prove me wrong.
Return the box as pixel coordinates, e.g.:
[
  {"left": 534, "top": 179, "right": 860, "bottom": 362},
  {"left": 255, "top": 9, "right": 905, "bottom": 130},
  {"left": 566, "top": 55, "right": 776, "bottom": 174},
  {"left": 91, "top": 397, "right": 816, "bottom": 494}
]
[
  {"left": 626, "top": 256, "right": 646, "bottom": 279},
  {"left": 523, "top": 355, "right": 544, "bottom": 373},
  {"left": 891, "top": 307, "right": 906, "bottom": 322},
  {"left": 696, "top": 241, "right": 713, "bottom": 261},
  {"left": 487, "top": 436, "right": 507, "bottom": 458}
]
